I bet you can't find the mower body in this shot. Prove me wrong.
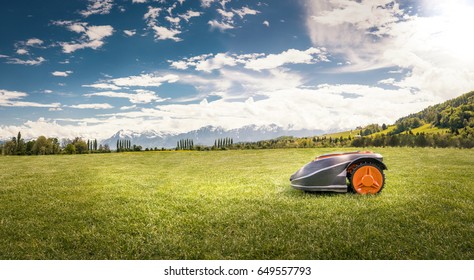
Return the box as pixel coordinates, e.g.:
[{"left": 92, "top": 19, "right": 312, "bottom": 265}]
[{"left": 290, "top": 151, "right": 386, "bottom": 193}]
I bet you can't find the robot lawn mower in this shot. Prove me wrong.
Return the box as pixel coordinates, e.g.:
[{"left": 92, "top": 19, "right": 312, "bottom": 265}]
[{"left": 290, "top": 151, "right": 387, "bottom": 194}]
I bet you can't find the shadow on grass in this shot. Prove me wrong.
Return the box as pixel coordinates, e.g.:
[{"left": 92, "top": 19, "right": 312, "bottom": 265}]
[{"left": 277, "top": 183, "right": 354, "bottom": 198}]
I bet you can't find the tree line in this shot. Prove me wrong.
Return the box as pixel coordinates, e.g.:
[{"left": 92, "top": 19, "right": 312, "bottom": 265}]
[{"left": 0, "top": 132, "right": 111, "bottom": 155}]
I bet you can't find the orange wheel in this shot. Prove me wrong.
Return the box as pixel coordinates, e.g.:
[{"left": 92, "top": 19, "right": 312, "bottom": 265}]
[{"left": 349, "top": 163, "right": 385, "bottom": 194}]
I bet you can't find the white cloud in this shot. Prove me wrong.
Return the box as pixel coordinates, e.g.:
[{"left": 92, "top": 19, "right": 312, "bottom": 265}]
[
  {"left": 83, "top": 83, "right": 122, "bottom": 90},
  {"left": 26, "top": 38, "right": 44, "bottom": 46},
  {"left": 69, "top": 103, "right": 114, "bottom": 109},
  {"left": 0, "top": 89, "right": 27, "bottom": 103},
  {"left": 109, "top": 73, "right": 179, "bottom": 87},
  {"left": 263, "top": 20, "right": 269, "bottom": 27},
  {"left": 232, "top": 6, "right": 259, "bottom": 19},
  {"left": 244, "top": 47, "right": 328, "bottom": 71},
  {"left": 304, "top": 0, "right": 474, "bottom": 99},
  {"left": 43, "top": 90, "right": 53, "bottom": 94},
  {"left": 85, "top": 90, "right": 168, "bottom": 104},
  {"left": 120, "top": 105, "right": 137, "bottom": 110},
  {"left": 165, "top": 16, "right": 181, "bottom": 27},
  {"left": 170, "top": 60, "right": 189, "bottom": 70},
  {"left": 179, "top": 10, "right": 201, "bottom": 22},
  {"left": 132, "top": 0, "right": 147, "bottom": 3},
  {"left": 54, "top": 21, "right": 114, "bottom": 53},
  {"left": 169, "top": 48, "right": 328, "bottom": 72},
  {"left": 80, "top": 0, "right": 114, "bottom": 17},
  {"left": 201, "top": 0, "right": 217, "bottom": 8},
  {"left": 151, "top": 26, "right": 182, "bottom": 41},
  {"left": 208, "top": 20, "right": 234, "bottom": 31},
  {"left": 217, "top": 8, "right": 234, "bottom": 21},
  {"left": 144, "top": 6, "right": 161, "bottom": 23},
  {"left": 123, "top": 29, "right": 137, "bottom": 36},
  {"left": 0, "top": 89, "right": 61, "bottom": 108},
  {"left": 52, "top": 71, "right": 73, "bottom": 77},
  {"left": 6, "top": 56, "right": 46, "bottom": 66},
  {"left": 83, "top": 73, "right": 179, "bottom": 96},
  {"left": 16, "top": 49, "right": 29, "bottom": 55},
  {"left": 143, "top": 6, "right": 183, "bottom": 42},
  {"left": 195, "top": 53, "right": 237, "bottom": 72},
  {"left": 0, "top": 54, "right": 9, "bottom": 58}
]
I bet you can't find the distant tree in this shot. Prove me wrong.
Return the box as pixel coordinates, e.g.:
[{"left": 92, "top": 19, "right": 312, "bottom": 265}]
[
  {"left": 73, "top": 137, "right": 88, "bottom": 154},
  {"left": 382, "top": 123, "right": 387, "bottom": 130},
  {"left": 65, "top": 143, "right": 76, "bottom": 154},
  {"left": 33, "top": 136, "right": 49, "bottom": 155}
]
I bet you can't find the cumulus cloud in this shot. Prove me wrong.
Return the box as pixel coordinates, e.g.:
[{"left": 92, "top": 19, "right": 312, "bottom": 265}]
[
  {"left": 244, "top": 47, "right": 329, "bottom": 71},
  {"left": 53, "top": 21, "right": 114, "bottom": 53},
  {"left": 263, "top": 20, "right": 269, "bottom": 27},
  {"left": 232, "top": 6, "right": 259, "bottom": 18},
  {"left": 201, "top": 0, "right": 217, "bottom": 8},
  {"left": 6, "top": 56, "right": 46, "bottom": 66},
  {"left": 108, "top": 73, "right": 179, "bottom": 87},
  {"left": 144, "top": 6, "right": 161, "bottom": 24},
  {"left": 207, "top": 3, "right": 260, "bottom": 32},
  {"left": 208, "top": 20, "right": 234, "bottom": 31},
  {"left": 179, "top": 10, "right": 201, "bottom": 22},
  {"left": 69, "top": 103, "right": 114, "bottom": 109},
  {"left": 52, "top": 71, "right": 73, "bottom": 77},
  {"left": 82, "top": 73, "right": 179, "bottom": 98},
  {"left": 151, "top": 26, "right": 182, "bottom": 41},
  {"left": 123, "top": 29, "right": 136, "bottom": 36},
  {"left": 304, "top": 0, "right": 474, "bottom": 99},
  {"left": 169, "top": 47, "right": 328, "bottom": 72},
  {"left": 16, "top": 49, "right": 29, "bottom": 55},
  {"left": 0, "top": 89, "right": 61, "bottom": 108},
  {"left": 143, "top": 6, "right": 183, "bottom": 41},
  {"left": 84, "top": 90, "right": 168, "bottom": 104},
  {"left": 195, "top": 53, "right": 237, "bottom": 72},
  {"left": 83, "top": 83, "right": 122, "bottom": 90},
  {"left": 25, "top": 38, "right": 44, "bottom": 46},
  {"left": 80, "top": 0, "right": 114, "bottom": 17},
  {"left": 132, "top": 0, "right": 147, "bottom": 3}
]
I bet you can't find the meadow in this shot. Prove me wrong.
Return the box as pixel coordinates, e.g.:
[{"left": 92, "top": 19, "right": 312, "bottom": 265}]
[{"left": 0, "top": 148, "right": 472, "bottom": 259}]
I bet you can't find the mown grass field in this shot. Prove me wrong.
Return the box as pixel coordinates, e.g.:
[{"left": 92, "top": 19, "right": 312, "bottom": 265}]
[{"left": 0, "top": 148, "right": 472, "bottom": 259}]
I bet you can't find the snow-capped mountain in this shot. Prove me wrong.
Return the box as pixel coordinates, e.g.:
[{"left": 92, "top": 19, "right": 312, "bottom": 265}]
[{"left": 101, "top": 124, "right": 324, "bottom": 149}]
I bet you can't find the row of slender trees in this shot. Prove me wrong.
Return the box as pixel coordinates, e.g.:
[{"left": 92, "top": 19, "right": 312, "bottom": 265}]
[
  {"left": 214, "top": 138, "right": 233, "bottom": 149},
  {"left": 176, "top": 139, "right": 194, "bottom": 150},
  {"left": 116, "top": 139, "right": 142, "bottom": 152}
]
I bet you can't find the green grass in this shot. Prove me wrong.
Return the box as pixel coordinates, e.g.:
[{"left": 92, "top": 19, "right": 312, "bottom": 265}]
[
  {"left": 319, "top": 130, "right": 355, "bottom": 138},
  {"left": 411, "top": 123, "right": 450, "bottom": 134},
  {"left": 370, "top": 125, "right": 397, "bottom": 136},
  {"left": 0, "top": 148, "right": 473, "bottom": 259}
]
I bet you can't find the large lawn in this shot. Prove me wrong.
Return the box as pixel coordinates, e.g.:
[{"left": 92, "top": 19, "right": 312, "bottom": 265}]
[{"left": 0, "top": 148, "right": 472, "bottom": 259}]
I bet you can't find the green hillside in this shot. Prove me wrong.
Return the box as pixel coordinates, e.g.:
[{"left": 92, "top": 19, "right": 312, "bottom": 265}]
[
  {"left": 321, "top": 91, "right": 474, "bottom": 148},
  {"left": 235, "top": 90, "right": 474, "bottom": 148},
  {"left": 392, "top": 91, "right": 474, "bottom": 134}
]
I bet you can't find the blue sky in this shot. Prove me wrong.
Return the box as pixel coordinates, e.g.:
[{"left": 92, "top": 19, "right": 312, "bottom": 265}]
[{"left": 1, "top": 0, "right": 474, "bottom": 140}]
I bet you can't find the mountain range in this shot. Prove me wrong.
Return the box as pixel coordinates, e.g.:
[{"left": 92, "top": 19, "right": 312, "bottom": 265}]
[{"left": 100, "top": 124, "right": 324, "bottom": 149}]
